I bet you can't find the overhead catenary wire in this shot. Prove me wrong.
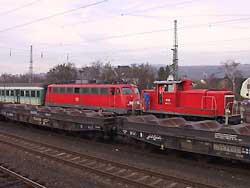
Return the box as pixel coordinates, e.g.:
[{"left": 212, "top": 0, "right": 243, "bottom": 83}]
[
  {"left": 60, "top": 0, "right": 201, "bottom": 28},
  {"left": 120, "top": 13, "right": 250, "bottom": 21},
  {"left": 0, "top": 0, "right": 250, "bottom": 63},
  {"left": 88, "top": 16, "right": 250, "bottom": 42},
  {"left": 0, "top": 1, "right": 249, "bottom": 41},
  {"left": 0, "top": 0, "right": 108, "bottom": 33},
  {"left": 0, "top": 0, "right": 41, "bottom": 16},
  {"left": 1, "top": 34, "right": 250, "bottom": 58},
  {"left": 121, "top": 0, "right": 200, "bottom": 16}
]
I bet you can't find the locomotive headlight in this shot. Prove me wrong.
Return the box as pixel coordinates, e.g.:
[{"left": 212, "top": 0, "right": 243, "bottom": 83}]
[{"left": 128, "top": 100, "right": 140, "bottom": 106}]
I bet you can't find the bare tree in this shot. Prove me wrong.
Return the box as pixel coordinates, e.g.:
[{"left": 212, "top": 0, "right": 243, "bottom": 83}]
[
  {"left": 222, "top": 60, "right": 242, "bottom": 95},
  {"left": 101, "top": 62, "right": 116, "bottom": 83},
  {"left": 129, "top": 63, "right": 156, "bottom": 90},
  {"left": 157, "top": 66, "right": 170, "bottom": 80},
  {"left": 46, "top": 63, "right": 77, "bottom": 84},
  {"left": 79, "top": 61, "right": 103, "bottom": 81}
]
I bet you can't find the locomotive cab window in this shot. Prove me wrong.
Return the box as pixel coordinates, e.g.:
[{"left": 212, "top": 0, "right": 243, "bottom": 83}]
[
  {"left": 122, "top": 88, "right": 132, "bottom": 94},
  {"left": 134, "top": 88, "right": 139, "bottom": 94},
  {"left": 164, "top": 84, "right": 174, "bottom": 92}
]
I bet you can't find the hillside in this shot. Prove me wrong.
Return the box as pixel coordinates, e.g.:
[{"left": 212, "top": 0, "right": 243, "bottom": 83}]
[{"left": 154, "top": 64, "right": 250, "bottom": 80}]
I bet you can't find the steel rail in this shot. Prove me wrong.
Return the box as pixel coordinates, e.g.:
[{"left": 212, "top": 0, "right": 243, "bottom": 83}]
[
  {"left": 0, "top": 165, "right": 46, "bottom": 188},
  {"left": 0, "top": 131, "right": 220, "bottom": 188}
]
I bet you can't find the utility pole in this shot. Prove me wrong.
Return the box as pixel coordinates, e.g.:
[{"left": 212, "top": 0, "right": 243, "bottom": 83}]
[
  {"left": 29, "top": 45, "right": 33, "bottom": 84},
  {"left": 171, "top": 20, "right": 178, "bottom": 80}
]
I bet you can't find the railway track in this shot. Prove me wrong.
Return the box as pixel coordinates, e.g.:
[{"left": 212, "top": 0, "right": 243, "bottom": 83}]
[
  {"left": 8, "top": 121, "right": 250, "bottom": 179},
  {"left": 0, "top": 131, "right": 220, "bottom": 188},
  {"left": 0, "top": 164, "right": 46, "bottom": 188}
]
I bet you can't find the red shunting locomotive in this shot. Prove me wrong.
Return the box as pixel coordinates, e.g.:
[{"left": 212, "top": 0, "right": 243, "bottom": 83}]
[
  {"left": 142, "top": 79, "right": 240, "bottom": 122},
  {"left": 45, "top": 83, "right": 141, "bottom": 114}
]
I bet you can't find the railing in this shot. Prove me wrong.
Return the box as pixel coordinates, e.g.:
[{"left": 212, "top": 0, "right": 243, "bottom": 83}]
[{"left": 225, "top": 101, "right": 241, "bottom": 116}]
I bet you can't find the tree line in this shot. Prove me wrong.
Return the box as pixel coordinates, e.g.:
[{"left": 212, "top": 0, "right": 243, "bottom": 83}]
[{"left": 0, "top": 60, "right": 245, "bottom": 98}]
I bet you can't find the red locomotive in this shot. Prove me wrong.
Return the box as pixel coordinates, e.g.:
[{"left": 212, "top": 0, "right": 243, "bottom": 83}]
[
  {"left": 142, "top": 79, "right": 240, "bottom": 122},
  {"left": 0, "top": 79, "right": 241, "bottom": 122},
  {"left": 45, "top": 83, "right": 141, "bottom": 114}
]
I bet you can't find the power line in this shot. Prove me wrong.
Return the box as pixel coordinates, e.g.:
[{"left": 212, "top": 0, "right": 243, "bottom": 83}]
[
  {"left": 88, "top": 17, "right": 250, "bottom": 42},
  {"left": 60, "top": 1, "right": 198, "bottom": 28},
  {"left": 121, "top": 0, "right": 200, "bottom": 16},
  {"left": 0, "top": 0, "right": 108, "bottom": 33},
  {"left": 208, "top": 17, "right": 250, "bottom": 26},
  {"left": 121, "top": 13, "right": 250, "bottom": 21},
  {"left": 1, "top": 34, "right": 250, "bottom": 57},
  {"left": 89, "top": 28, "right": 173, "bottom": 41},
  {"left": 0, "top": 0, "right": 41, "bottom": 16},
  {"left": 60, "top": 14, "right": 116, "bottom": 28}
]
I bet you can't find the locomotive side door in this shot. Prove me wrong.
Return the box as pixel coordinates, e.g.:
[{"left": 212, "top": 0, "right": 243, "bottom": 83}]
[
  {"left": 109, "top": 88, "right": 122, "bottom": 113},
  {"left": 114, "top": 88, "right": 121, "bottom": 108},
  {"left": 109, "top": 88, "right": 115, "bottom": 108},
  {"left": 157, "top": 85, "right": 164, "bottom": 111},
  {"left": 162, "top": 84, "right": 176, "bottom": 112}
]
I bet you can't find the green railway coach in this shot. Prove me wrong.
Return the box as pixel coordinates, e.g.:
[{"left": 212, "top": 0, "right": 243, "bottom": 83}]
[{"left": 0, "top": 87, "right": 45, "bottom": 105}]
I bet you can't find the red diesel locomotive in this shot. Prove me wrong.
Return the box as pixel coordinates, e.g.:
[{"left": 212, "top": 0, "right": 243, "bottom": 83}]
[
  {"left": 142, "top": 79, "right": 240, "bottom": 122},
  {"left": 45, "top": 83, "right": 141, "bottom": 114}
]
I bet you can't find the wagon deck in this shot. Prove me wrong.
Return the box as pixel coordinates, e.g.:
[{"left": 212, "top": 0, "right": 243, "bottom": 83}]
[{"left": 118, "top": 115, "right": 250, "bottom": 162}]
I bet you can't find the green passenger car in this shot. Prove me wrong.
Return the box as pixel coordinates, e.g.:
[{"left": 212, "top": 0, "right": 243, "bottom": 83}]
[{"left": 0, "top": 87, "right": 45, "bottom": 105}]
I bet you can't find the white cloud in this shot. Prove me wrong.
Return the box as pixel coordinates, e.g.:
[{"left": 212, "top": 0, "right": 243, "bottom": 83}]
[{"left": 0, "top": 0, "right": 250, "bottom": 74}]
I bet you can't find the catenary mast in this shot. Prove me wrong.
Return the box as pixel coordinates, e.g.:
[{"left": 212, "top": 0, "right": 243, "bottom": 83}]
[
  {"left": 171, "top": 20, "right": 178, "bottom": 80},
  {"left": 29, "top": 45, "right": 33, "bottom": 83}
]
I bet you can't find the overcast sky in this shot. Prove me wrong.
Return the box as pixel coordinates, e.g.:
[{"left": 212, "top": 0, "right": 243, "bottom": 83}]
[{"left": 0, "top": 0, "right": 250, "bottom": 74}]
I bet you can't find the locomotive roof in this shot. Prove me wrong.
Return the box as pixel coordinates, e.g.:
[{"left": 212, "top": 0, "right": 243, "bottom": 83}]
[
  {"left": 48, "top": 83, "right": 136, "bottom": 88},
  {"left": 181, "top": 89, "right": 233, "bottom": 94},
  {"left": 154, "top": 80, "right": 183, "bottom": 84}
]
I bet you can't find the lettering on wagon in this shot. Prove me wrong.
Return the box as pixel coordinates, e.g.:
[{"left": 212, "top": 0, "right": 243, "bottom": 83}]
[
  {"left": 213, "top": 143, "right": 241, "bottom": 154},
  {"left": 214, "top": 133, "right": 242, "bottom": 142},
  {"left": 146, "top": 134, "right": 163, "bottom": 141}
]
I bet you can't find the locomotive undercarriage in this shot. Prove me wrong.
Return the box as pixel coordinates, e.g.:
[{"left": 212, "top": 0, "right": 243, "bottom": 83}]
[{"left": 143, "top": 110, "right": 242, "bottom": 125}]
